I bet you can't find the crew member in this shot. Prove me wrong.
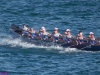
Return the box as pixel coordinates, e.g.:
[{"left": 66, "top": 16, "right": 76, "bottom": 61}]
[
  {"left": 29, "top": 28, "right": 36, "bottom": 38},
  {"left": 39, "top": 26, "right": 50, "bottom": 40},
  {"left": 22, "top": 24, "right": 29, "bottom": 36},
  {"left": 52, "top": 27, "right": 61, "bottom": 42},
  {"left": 77, "top": 31, "right": 84, "bottom": 44},
  {"left": 64, "top": 29, "right": 73, "bottom": 43},
  {"left": 88, "top": 32, "right": 95, "bottom": 45}
]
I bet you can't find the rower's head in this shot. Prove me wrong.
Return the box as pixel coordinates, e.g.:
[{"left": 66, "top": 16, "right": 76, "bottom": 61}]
[
  {"left": 42, "top": 28, "right": 46, "bottom": 32},
  {"left": 66, "top": 29, "right": 70, "bottom": 33},
  {"left": 41, "top": 26, "right": 45, "bottom": 29},
  {"left": 54, "top": 27, "right": 58, "bottom": 31},
  {"left": 79, "top": 31, "right": 83, "bottom": 35},
  {"left": 79, "top": 31, "right": 82, "bottom": 33},
  {"left": 23, "top": 24, "right": 26, "bottom": 27},
  {"left": 41, "top": 26, "right": 46, "bottom": 32},
  {"left": 90, "top": 32, "right": 94, "bottom": 37},
  {"left": 89, "top": 32, "right": 94, "bottom": 36},
  {"left": 66, "top": 29, "right": 70, "bottom": 32},
  {"left": 30, "top": 28, "right": 33, "bottom": 31},
  {"left": 53, "top": 27, "right": 58, "bottom": 33}
]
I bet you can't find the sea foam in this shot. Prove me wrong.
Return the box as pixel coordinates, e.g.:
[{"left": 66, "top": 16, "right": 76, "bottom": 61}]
[{"left": 0, "top": 35, "right": 80, "bottom": 53}]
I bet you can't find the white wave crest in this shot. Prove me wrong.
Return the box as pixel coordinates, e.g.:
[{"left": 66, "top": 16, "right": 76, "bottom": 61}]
[{"left": 0, "top": 35, "right": 79, "bottom": 53}]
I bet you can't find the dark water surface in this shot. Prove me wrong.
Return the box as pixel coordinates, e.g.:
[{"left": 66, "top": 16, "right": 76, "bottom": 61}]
[{"left": 0, "top": 0, "right": 100, "bottom": 75}]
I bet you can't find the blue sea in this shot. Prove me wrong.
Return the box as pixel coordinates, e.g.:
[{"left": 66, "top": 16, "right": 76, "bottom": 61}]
[{"left": 0, "top": 0, "right": 100, "bottom": 75}]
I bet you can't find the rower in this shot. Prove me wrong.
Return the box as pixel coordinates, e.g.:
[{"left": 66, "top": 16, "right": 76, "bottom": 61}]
[
  {"left": 76, "top": 31, "right": 84, "bottom": 44},
  {"left": 22, "top": 24, "right": 29, "bottom": 31},
  {"left": 88, "top": 32, "right": 95, "bottom": 45},
  {"left": 38, "top": 26, "right": 45, "bottom": 37},
  {"left": 22, "top": 24, "right": 29, "bottom": 36},
  {"left": 42, "top": 27, "right": 50, "bottom": 40},
  {"left": 29, "top": 28, "right": 36, "bottom": 33},
  {"left": 66, "top": 29, "right": 73, "bottom": 38},
  {"left": 52, "top": 27, "right": 61, "bottom": 42},
  {"left": 29, "top": 28, "right": 36, "bottom": 38},
  {"left": 64, "top": 29, "right": 73, "bottom": 43},
  {"left": 39, "top": 26, "right": 49, "bottom": 40}
]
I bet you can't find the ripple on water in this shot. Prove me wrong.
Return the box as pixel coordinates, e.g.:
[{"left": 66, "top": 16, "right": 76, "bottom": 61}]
[{"left": 0, "top": 0, "right": 100, "bottom": 75}]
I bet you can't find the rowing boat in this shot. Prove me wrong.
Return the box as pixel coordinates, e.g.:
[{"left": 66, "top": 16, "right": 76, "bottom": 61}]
[{"left": 10, "top": 24, "right": 100, "bottom": 51}]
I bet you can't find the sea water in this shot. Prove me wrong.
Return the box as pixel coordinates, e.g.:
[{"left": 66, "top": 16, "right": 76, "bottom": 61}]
[{"left": 0, "top": 0, "right": 100, "bottom": 75}]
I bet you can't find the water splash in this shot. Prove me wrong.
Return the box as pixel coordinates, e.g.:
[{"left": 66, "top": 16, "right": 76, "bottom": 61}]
[{"left": 0, "top": 35, "right": 80, "bottom": 53}]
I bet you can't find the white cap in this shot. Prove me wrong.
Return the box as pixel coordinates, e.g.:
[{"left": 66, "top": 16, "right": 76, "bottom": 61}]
[
  {"left": 66, "top": 29, "right": 70, "bottom": 31},
  {"left": 90, "top": 32, "right": 94, "bottom": 34},
  {"left": 54, "top": 27, "right": 58, "bottom": 30},
  {"left": 41, "top": 26, "right": 45, "bottom": 29}
]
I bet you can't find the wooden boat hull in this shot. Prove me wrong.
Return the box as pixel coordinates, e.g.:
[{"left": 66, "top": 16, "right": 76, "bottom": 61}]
[
  {"left": 10, "top": 25, "right": 100, "bottom": 51},
  {"left": 61, "top": 43, "right": 100, "bottom": 51}
]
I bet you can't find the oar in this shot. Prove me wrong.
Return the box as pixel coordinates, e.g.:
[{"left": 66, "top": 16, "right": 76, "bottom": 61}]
[
  {"left": 68, "top": 39, "right": 89, "bottom": 49},
  {"left": 80, "top": 45, "right": 91, "bottom": 50}
]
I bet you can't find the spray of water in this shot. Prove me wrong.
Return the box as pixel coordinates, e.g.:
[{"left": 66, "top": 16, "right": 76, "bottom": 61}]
[{"left": 0, "top": 35, "right": 81, "bottom": 53}]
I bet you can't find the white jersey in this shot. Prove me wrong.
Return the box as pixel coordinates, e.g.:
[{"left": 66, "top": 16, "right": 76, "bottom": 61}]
[
  {"left": 23, "top": 27, "right": 28, "bottom": 31},
  {"left": 67, "top": 35, "right": 72, "bottom": 38},
  {"left": 77, "top": 34, "right": 84, "bottom": 40},
  {"left": 31, "top": 31, "right": 36, "bottom": 34},
  {"left": 54, "top": 33, "right": 60, "bottom": 37},
  {"left": 91, "top": 37, "right": 95, "bottom": 40},
  {"left": 89, "top": 35, "right": 95, "bottom": 40},
  {"left": 42, "top": 32, "right": 49, "bottom": 35}
]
